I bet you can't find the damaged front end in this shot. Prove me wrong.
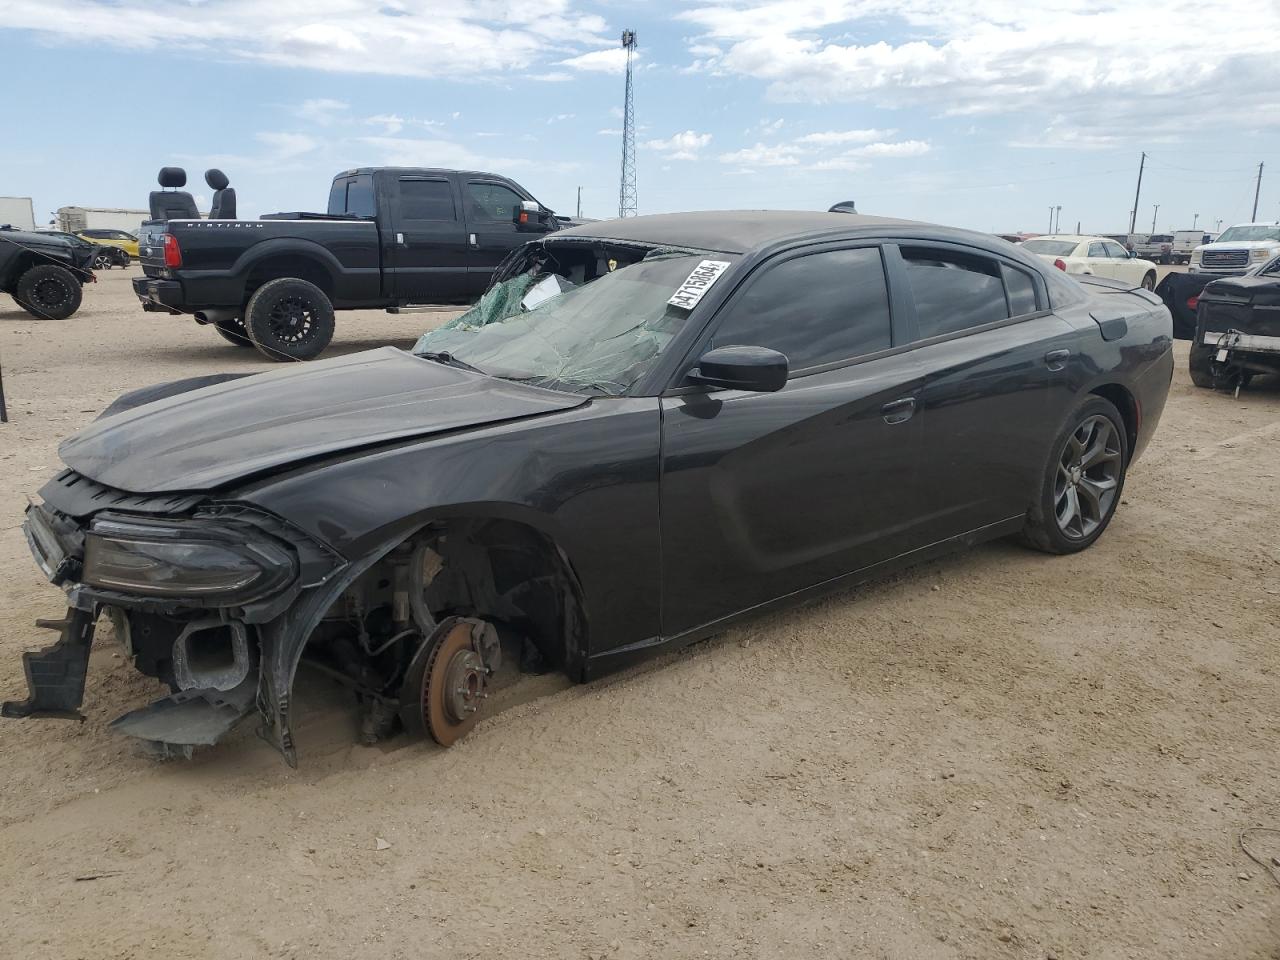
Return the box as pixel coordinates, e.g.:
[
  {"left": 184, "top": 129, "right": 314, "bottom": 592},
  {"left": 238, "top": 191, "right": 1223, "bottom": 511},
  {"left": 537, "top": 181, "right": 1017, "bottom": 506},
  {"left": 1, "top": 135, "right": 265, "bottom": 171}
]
[{"left": 6, "top": 469, "right": 346, "bottom": 762}]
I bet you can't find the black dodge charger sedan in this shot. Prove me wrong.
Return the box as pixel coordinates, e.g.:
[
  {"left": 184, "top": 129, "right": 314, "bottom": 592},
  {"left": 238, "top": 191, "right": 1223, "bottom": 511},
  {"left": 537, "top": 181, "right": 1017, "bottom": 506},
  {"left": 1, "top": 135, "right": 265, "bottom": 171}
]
[{"left": 6, "top": 211, "right": 1173, "bottom": 763}]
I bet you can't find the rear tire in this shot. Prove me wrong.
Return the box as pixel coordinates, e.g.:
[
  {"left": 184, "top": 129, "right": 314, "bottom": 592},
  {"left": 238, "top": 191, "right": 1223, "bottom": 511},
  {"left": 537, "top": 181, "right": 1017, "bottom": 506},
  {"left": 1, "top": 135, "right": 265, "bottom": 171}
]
[
  {"left": 15, "top": 264, "right": 83, "bottom": 320},
  {"left": 1188, "top": 342, "right": 1215, "bottom": 388},
  {"left": 92, "top": 252, "right": 113, "bottom": 270},
  {"left": 244, "top": 277, "right": 335, "bottom": 362},
  {"left": 1019, "top": 396, "right": 1128, "bottom": 555},
  {"left": 212, "top": 317, "right": 254, "bottom": 348},
  {"left": 1141, "top": 271, "right": 1156, "bottom": 291}
]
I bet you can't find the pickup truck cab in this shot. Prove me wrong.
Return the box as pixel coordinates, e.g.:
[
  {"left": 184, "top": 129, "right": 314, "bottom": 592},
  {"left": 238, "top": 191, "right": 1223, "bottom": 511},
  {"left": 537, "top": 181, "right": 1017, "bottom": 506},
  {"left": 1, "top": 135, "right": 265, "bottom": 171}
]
[{"left": 134, "top": 167, "right": 560, "bottom": 360}]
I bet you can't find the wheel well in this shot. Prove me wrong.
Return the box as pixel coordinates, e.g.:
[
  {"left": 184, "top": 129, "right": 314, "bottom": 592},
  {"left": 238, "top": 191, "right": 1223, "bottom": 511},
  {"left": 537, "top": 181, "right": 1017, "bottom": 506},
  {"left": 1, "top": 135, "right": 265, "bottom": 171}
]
[
  {"left": 316, "top": 517, "right": 589, "bottom": 683},
  {"left": 2, "top": 251, "right": 40, "bottom": 290},
  {"left": 1090, "top": 383, "right": 1137, "bottom": 456},
  {"left": 243, "top": 255, "right": 335, "bottom": 303}
]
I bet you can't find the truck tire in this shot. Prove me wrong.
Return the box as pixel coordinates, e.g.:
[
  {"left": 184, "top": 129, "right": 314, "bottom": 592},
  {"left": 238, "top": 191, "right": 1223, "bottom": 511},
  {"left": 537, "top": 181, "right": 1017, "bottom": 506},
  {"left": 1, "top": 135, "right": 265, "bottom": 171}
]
[
  {"left": 213, "top": 317, "right": 254, "bottom": 348},
  {"left": 15, "top": 264, "right": 83, "bottom": 320},
  {"left": 1187, "top": 342, "right": 1216, "bottom": 388},
  {"left": 244, "top": 277, "right": 335, "bottom": 362}
]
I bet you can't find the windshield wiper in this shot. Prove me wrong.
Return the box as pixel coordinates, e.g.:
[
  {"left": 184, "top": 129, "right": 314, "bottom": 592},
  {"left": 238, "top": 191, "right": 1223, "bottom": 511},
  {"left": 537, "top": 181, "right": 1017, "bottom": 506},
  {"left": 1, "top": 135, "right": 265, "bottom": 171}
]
[{"left": 417, "top": 351, "right": 486, "bottom": 375}]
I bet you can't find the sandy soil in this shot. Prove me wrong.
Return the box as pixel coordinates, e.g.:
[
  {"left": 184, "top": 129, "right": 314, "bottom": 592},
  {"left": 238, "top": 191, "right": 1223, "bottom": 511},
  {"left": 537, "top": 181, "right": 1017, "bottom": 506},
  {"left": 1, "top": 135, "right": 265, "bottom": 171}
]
[{"left": 0, "top": 266, "right": 1277, "bottom": 959}]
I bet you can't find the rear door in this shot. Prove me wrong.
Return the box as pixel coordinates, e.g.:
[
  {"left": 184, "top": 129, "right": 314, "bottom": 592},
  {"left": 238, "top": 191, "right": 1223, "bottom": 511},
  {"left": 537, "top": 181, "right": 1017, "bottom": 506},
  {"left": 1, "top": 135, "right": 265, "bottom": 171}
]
[
  {"left": 461, "top": 179, "right": 530, "bottom": 297},
  {"left": 892, "top": 243, "right": 1077, "bottom": 541},
  {"left": 1086, "top": 241, "right": 1113, "bottom": 278},
  {"left": 387, "top": 175, "right": 471, "bottom": 304},
  {"left": 659, "top": 243, "right": 928, "bottom": 636}
]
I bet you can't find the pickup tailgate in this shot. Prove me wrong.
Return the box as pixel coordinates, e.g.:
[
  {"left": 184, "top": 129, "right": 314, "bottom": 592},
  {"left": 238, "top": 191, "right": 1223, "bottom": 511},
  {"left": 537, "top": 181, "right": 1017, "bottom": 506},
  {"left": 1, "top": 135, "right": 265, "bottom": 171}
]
[{"left": 137, "top": 220, "right": 174, "bottom": 274}]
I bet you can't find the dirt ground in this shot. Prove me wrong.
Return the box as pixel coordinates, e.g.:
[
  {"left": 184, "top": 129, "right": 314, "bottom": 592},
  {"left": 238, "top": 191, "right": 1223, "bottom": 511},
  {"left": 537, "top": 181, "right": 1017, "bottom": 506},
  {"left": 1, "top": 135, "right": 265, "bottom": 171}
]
[{"left": 0, "top": 266, "right": 1277, "bottom": 960}]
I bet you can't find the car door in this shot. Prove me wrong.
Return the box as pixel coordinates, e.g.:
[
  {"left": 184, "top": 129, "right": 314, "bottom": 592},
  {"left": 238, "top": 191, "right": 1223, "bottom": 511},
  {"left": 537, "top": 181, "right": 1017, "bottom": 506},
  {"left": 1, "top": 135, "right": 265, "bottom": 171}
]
[
  {"left": 461, "top": 179, "right": 529, "bottom": 297},
  {"left": 1103, "top": 240, "right": 1137, "bottom": 284},
  {"left": 658, "top": 243, "right": 929, "bottom": 637},
  {"left": 388, "top": 175, "right": 471, "bottom": 304},
  {"left": 1086, "top": 241, "right": 1112, "bottom": 278},
  {"left": 892, "top": 243, "right": 1078, "bottom": 542}
]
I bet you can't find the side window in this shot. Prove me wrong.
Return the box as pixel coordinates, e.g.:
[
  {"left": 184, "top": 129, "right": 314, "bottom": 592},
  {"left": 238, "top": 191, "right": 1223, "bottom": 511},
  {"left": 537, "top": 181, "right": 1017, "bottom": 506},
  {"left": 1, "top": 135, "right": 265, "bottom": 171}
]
[
  {"left": 1103, "top": 241, "right": 1128, "bottom": 259},
  {"left": 1001, "top": 264, "right": 1039, "bottom": 316},
  {"left": 1087, "top": 242, "right": 1106, "bottom": 258},
  {"left": 710, "top": 247, "right": 892, "bottom": 372},
  {"left": 399, "top": 179, "right": 456, "bottom": 221},
  {"left": 327, "top": 177, "right": 350, "bottom": 216},
  {"left": 901, "top": 247, "right": 1009, "bottom": 339},
  {"left": 466, "top": 182, "right": 523, "bottom": 223},
  {"left": 345, "top": 175, "right": 376, "bottom": 218}
]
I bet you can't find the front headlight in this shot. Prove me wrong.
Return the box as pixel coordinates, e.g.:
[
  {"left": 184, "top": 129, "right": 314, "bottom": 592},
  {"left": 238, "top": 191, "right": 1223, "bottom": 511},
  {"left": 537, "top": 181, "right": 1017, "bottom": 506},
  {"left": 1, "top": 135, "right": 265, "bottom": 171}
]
[
  {"left": 1190, "top": 250, "right": 1202, "bottom": 264},
  {"left": 83, "top": 516, "right": 295, "bottom": 601},
  {"left": 1252, "top": 249, "right": 1270, "bottom": 260}
]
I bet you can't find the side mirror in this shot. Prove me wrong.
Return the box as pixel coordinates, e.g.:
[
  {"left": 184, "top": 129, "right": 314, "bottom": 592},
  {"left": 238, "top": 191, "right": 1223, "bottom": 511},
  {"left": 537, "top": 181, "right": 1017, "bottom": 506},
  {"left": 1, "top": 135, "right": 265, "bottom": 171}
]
[
  {"left": 513, "top": 200, "right": 555, "bottom": 233},
  {"left": 688, "top": 345, "right": 788, "bottom": 393}
]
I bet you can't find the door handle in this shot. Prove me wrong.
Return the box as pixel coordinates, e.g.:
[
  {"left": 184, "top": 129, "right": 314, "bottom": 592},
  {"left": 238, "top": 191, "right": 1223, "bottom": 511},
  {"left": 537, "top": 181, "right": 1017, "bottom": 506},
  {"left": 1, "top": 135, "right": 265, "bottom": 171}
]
[
  {"left": 1044, "top": 348, "right": 1070, "bottom": 370},
  {"left": 469, "top": 233, "right": 478, "bottom": 247},
  {"left": 395, "top": 232, "right": 405, "bottom": 245},
  {"left": 880, "top": 397, "right": 916, "bottom": 424}
]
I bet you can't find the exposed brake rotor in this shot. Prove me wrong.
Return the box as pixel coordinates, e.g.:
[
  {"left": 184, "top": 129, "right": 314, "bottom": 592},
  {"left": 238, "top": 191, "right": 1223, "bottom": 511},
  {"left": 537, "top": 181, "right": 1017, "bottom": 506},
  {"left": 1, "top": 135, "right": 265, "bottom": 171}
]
[{"left": 402, "top": 617, "right": 499, "bottom": 747}]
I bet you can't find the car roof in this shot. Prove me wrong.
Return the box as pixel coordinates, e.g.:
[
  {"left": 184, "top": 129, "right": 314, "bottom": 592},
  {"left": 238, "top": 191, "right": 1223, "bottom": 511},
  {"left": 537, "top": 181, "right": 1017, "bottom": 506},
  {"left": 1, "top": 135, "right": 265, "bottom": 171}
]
[
  {"left": 1030, "top": 235, "right": 1112, "bottom": 245},
  {"left": 550, "top": 210, "right": 921, "bottom": 255}
]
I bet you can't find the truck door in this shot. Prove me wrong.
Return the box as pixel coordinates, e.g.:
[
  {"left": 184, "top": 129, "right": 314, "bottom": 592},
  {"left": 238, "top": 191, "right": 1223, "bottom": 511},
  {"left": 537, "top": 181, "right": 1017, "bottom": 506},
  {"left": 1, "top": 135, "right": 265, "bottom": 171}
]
[
  {"left": 388, "top": 175, "right": 470, "bottom": 304},
  {"left": 461, "top": 179, "right": 529, "bottom": 297}
]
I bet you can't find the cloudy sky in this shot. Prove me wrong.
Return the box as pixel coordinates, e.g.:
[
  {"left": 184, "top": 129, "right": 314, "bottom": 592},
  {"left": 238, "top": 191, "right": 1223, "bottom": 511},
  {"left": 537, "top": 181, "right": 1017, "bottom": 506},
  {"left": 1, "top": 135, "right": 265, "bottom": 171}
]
[{"left": 1, "top": 0, "right": 1277, "bottom": 234}]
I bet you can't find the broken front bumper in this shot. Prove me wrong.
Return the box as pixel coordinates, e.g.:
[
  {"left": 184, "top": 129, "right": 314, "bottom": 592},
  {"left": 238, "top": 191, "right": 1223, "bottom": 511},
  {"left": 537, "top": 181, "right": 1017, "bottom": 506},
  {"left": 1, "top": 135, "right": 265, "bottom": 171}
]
[{"left": 6, "top": 486, "right": 350, "bottom": 764}]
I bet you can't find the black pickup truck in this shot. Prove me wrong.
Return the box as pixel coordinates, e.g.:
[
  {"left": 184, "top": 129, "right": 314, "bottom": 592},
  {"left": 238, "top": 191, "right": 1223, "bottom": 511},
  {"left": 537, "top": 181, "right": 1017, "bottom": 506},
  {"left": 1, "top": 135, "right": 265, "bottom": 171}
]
[
  {"left": 134, "top": 167, "right": 561, "bottom": 360},
  {"left": 0, "top": 227, "right": 96, "bottom": 320}
]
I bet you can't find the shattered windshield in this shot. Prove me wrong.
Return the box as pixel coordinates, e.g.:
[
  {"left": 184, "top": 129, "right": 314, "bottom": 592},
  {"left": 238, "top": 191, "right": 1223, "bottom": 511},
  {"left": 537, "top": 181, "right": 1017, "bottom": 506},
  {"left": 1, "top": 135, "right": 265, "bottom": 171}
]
[{"left": 414, "top": 250, "right": 733, "bottom": 395}]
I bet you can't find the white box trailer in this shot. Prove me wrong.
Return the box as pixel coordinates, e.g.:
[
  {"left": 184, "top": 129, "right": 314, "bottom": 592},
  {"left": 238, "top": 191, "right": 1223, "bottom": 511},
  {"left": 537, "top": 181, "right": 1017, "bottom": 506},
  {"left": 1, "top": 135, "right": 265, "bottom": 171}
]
[
  {"left": 0, "top": 196, "right": 36, "bottom": 231},
  {"left": 56, "top": 206, "right": 151, "bottom": 235}
]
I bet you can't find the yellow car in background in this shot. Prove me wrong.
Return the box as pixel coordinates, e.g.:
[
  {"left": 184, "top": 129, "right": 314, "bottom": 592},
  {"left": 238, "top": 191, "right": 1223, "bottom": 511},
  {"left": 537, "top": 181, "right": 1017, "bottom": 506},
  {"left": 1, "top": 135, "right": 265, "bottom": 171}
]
[{"left": 75, "top": 228, "right": 139, "bottom": 259}]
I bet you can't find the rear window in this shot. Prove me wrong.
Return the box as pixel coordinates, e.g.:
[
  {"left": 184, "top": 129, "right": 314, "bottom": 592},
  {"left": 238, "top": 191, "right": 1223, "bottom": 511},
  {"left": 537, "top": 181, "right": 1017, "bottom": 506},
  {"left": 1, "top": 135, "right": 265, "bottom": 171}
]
[
  {"left": 1021, "top": 239, "right": 1077, "bottom": 257},
  {"left": 1001, "top": 264, "right": 1039, "bottom": 316},
  {"left": 327, "top": 175, "right": 376, "bottom": 218}
]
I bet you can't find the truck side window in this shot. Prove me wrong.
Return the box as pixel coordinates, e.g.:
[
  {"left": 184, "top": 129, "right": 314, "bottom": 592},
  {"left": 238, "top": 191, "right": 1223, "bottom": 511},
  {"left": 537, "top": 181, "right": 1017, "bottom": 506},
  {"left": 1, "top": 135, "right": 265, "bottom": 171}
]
[
  {"left": 399, "top": 179, "right": 456, "bottom": 221},
  {"left": 345, "top": 175, "right": 376, "bottom": 218},
  {"left": 466, "top": 182, "right": 523, "bottom": 223}
]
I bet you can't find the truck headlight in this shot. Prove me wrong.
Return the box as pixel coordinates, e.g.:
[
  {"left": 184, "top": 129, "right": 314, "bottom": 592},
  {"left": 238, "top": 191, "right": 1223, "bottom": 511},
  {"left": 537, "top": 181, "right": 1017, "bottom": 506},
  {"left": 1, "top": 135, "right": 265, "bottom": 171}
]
[
  {"left": 83, "top": 516, "right": 295, "bottom": 601},
  {"left": 1190, "top": 250, "right": 1202, "bottom": 264},
  {"left": 1252, "top": 249, "right": 1270, "bottom": 260}
]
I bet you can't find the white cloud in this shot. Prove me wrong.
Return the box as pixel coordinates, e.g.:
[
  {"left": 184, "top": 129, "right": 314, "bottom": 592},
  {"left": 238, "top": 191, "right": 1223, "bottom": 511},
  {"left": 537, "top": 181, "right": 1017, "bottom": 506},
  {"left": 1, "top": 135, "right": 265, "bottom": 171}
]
[
  {"left": 558, "top": 47, "right": 632, "bottom": 73},
  {"left": 719, "top": 143, "right": 802, "bottom": 168},
  {"left": 359, "top": 136, "right": 523, "bottom": 170},
  {"left": 597, "top": 128, "right": 623, "bottom": 136},
  {"left": 644, "top": 130, "right": 713, "bottom": 161},
  {"left": 854, "top": 139, "right": 931, "bottom": 158},
  {"left": 296, "top": 98, "right": 348, "bottom": 124},
  {"left": 547, "top": 113, "right": 576, "bottom": 124},
  {"left": 796, "top": 128, "right": 895, "bottom": 146},
  {"left": 255, "top": 132, "right": 320, "bottom": 159},
  {"left": 679, "top": 0, "right": 1280, "bottom": 140},
  {"left": 1, "top": 0, "right": 613, "bottom": 79},
  {"left": 367, "top": 113, "right": 405, "bottom": 134}
]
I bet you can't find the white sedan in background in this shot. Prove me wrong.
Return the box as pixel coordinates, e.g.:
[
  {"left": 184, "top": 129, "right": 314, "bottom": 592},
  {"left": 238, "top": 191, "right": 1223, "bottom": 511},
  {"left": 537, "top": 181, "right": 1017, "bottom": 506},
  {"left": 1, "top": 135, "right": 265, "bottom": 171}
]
[{"left": 1021, "top": 235, "right": 1159, "bottom": 290}]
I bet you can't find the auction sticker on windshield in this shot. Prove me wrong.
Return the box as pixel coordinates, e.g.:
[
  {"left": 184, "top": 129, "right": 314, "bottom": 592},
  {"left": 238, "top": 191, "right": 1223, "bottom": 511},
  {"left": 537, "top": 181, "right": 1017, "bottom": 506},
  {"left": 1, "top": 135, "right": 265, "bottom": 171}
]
[{"left": 668, "top": 260, "right": 732, "bottom": 311}]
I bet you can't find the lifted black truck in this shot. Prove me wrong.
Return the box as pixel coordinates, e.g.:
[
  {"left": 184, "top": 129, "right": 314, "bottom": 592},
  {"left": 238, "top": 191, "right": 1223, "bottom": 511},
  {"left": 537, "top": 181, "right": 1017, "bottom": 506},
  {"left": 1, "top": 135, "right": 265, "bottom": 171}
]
[
  {"left": 0, "top": 227, "right": 96, "bottom": 320},
  {"left": 134, "top": 167, "right": 561, "bottom": 361}
]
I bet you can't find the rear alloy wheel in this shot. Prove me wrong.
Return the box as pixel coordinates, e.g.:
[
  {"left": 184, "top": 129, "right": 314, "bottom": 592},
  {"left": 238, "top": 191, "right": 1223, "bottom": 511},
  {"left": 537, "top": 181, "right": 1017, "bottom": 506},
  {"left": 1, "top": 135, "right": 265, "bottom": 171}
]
[
  {"left": 92, "top": 251, "right": 113, "bottom": 270},
  {"left": 1019, "top": 396, "right": 1128, "bottom": 554},
  {"left": 1141, "top": 272, "right": 1156, "bottom": 291},
  {"left": 212, "top": 317, "right": 254, "bottom": 348},
  {"left": 14, "top": 263, "right": 83, "bottom": 320},
  {"left": 243, "top": 277, "right": 335, "bottom": 362}
]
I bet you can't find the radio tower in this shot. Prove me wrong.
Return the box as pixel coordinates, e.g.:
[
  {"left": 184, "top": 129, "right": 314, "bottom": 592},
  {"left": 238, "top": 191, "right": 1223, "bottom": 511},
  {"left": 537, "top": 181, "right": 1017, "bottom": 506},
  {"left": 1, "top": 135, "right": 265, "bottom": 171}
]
[{"left": 618, "top": 29, "right": 638, "bottom": 218}]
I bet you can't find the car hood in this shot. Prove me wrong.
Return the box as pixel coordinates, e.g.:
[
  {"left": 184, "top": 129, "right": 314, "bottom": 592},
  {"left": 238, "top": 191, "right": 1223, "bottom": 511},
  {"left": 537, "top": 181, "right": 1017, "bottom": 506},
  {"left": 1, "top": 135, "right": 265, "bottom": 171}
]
[
  {"left": 59, "top": 346, "right": 588, "bottom": 493},
  {"left": 1200, "top": 240, "right": 1279, "bottom": 252}
]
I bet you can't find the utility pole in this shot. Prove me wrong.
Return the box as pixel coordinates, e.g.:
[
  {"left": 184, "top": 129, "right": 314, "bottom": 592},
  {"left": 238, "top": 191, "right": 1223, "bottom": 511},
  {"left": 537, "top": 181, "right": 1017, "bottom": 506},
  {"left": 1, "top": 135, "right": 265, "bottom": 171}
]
[
  {"left": 1193, "top": 213, "right": 1199, "bottom": 229},
  {"left": 618, "top": 30, "right": 638, "bottom": 218},
  {"left": 1048, "top": 206, "right": 1053, "bottom": 233},
  {"left": 1216, "top": 218, "right": 1222, "bottom": 232},
  {"left": 1076, "top": 220, "right": 1081, "bottom": 234},
  {"left": 576, "top": 186, "right": 582, "bottom": 218},
  {"left": 1054, "top": 205, "right": 1062, "bottom": 232},
  {"left": 1251, "top": 161, "right": 1264, "bottom": 220},
  {"left": 1129, "top": 152, "right": 1146, "bottom": 235},
  {"left": 1151, "top": 203, "right": 1160, "bottom": 233}
]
